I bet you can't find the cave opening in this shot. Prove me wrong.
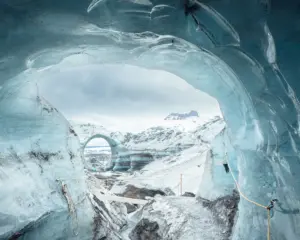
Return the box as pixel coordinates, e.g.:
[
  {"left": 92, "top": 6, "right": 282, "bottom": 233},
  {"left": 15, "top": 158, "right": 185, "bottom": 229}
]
[
  {"left": 1, "top": 0, "right": 300, "bottom": 239},
  {"left": 36, "top": 59, "right": 222, "bottom": 174},
  {"left": 0, "top": 37, "right": 244, "bottom": 239},
  {"left": 83, "top": 137, "right": 112, "bottom": 172}
]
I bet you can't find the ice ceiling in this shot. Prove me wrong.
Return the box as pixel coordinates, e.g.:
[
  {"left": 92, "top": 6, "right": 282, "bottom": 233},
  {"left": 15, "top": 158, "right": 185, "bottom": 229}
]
[{"left": 0, "top": 0, "right": 300, "bottom": 239}]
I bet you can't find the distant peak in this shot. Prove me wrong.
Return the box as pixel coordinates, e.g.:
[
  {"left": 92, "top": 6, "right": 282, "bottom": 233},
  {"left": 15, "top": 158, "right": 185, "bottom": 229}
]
[{"left": 164, "top": 110, "right": 199, "bottom": 120}]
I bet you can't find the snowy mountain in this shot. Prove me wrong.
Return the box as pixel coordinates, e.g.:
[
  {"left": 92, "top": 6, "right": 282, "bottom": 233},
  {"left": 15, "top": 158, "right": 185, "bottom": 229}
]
[
  {"left": 118, "top": 116, "right": 224, "bottom": 152},
  {"left": 164, "top": 110, "right": 199, "bottom": 120},
  {"left": 71, "top": 116, "right": 225, "bottom": 172},
  {"left": 71, "top": 116, "right": 225, "bottom": 156},
  {"left": 105, "top": 117, "right": 224, "bottom": 195}
]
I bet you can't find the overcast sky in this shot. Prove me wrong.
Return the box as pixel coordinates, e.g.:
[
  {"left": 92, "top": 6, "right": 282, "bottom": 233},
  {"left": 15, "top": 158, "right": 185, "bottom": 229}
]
[{"left": 39, "top": 64, "right": 220, "bottom": 131}]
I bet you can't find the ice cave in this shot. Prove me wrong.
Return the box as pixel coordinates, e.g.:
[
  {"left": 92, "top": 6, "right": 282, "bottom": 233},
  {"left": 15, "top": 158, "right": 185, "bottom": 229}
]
[
  {"left": 83, "top": 137, "right": 115, "bottom": 171},
  {"left": 1, "top": 0, "right": 300, "bottom": 239},
  {"left": 83, "top": 134, "right": 121, "bottom": 170}
]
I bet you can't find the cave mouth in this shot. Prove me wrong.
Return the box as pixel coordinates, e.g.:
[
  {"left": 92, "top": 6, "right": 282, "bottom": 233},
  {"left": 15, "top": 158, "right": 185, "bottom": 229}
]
[
  {"left": 1, "top": 33, "right": 253, "bottom": 240},
  {"left": 83, "top": 137, "right": 112, "bottom": 172},
  {"left": 36, "top": 60, "right": 222, "bottom": 173},
  {"left": 1, "top": 0, "right": 300, "bottom": 239}
]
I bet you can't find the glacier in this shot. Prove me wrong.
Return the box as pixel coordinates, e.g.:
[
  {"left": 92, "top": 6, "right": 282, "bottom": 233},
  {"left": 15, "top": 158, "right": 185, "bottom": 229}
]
[{"left": 1, "top": 0, "right": 300, "bottom": 239}]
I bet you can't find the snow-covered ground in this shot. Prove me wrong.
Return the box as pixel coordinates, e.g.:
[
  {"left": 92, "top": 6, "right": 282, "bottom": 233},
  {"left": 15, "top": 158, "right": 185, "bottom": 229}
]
[
  {"left": 112, "top": 147, "right": 208, "bottom": 195},
  {"left": 123, "top": 195, "right": 228, "bottom": 240},
  {"left": 72, "top": 116, "right": 225, "bottom": 195},
  {"left": 87, "top": 174, "right": 148, "bottom": 205},
  {"left": 73, "top": 115, "right": 232, "bottom": 240}
]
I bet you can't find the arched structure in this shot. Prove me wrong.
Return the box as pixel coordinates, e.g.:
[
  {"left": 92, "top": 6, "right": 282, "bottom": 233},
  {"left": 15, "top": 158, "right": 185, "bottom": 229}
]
[
  {"left": 81, "top": 133, "right": 154, "bottom": 171},
  {"left": 1, "top": 0, "right": 300, "bottom": 239},
  {"left": 82, "top": 133, "right": 123, "bottom": 169}
]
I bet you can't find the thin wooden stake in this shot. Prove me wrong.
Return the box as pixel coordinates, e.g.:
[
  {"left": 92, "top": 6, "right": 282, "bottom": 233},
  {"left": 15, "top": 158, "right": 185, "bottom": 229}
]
[{"left": 180, "top": 173, "right": 183, "bottom": 195}]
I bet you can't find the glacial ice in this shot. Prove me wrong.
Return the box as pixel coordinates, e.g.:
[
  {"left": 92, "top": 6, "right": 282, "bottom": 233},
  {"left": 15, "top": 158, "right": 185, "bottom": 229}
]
[
  {"left": 0, "top": 0, "right": 300, "bottom": 239},
  {"left": 0, "top": 71, "right": 95, "bottom": 239}
]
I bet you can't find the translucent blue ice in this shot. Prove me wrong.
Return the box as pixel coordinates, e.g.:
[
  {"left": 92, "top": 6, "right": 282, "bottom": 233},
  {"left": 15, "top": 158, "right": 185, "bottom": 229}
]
[{"left": 0, "top": 0, "right": 300, "bottom": 239}]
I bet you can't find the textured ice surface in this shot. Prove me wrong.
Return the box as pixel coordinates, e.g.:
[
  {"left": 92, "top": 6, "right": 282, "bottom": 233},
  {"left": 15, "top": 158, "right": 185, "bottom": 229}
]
[
  {"left": 0, "top": 73, "right": 94, "bottom": 239},
  {"left": 197, "top": 128, "right": 236, "bottom": 200},
  {"left": 1, "top": 0, "right": 300, "bottom": 239}
]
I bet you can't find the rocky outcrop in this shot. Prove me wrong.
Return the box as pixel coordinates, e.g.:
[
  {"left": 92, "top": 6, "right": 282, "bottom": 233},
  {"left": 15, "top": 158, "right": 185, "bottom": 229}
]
[
  {"left": 128, "top": 196, "right": 229, "bottom": 240},
  {"left": 197, "top": 190, "right": 240, "bottom": 239},
  {"left": 129, "top": 219, "right": 162, "bottom": 240},
  {"left": 182, "top": 192, "right": 195, "bottom": 197},
  {"left": 90, "top": 194, "right": 127, "bottom": 240},
  {"left": 118, "top": 185, "right": 166, "bottom": 200},
  {"left": 163, "top": 188, "right": 175, "bottom": 196},
  {"left": 125, "top": 203, "right": 139, "bottom": 214},
  {"left": 164, "top": 110, "right": 199, "bottom": 120}
]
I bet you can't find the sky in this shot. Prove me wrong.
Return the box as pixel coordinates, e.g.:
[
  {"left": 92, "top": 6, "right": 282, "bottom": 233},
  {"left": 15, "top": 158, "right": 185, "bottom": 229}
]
[{"left": 39, "top": 64, "right": 221, "bottom": 133}]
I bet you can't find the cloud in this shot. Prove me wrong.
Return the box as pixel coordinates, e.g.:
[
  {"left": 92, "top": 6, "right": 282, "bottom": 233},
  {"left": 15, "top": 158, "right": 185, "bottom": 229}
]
[{"left": 39, "top": 64, "right": 220, "bottom": 120}]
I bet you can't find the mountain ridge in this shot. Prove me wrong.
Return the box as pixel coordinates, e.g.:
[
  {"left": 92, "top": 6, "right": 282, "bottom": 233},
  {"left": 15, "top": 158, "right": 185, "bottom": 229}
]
[{"left": 164, "top": 110, "right": 199, "bottom": 120}]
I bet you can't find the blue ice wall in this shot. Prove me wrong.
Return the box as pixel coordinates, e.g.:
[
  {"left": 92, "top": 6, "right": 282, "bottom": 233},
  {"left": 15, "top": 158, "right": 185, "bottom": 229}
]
[
  {"left": 112, "top": 153, "right": 153, "bottom": 171},
  {"left": 197, "top": 127, "right": 236, "bottom": 200},
  {"left": 0, "top": 0, "right": 300, "bottom": 239},
  {"left": 0, "top": 72, "right": 94, "bottom": 239},
  {"left": 211, "top": 128, "right": 236, "bottom": 197}
]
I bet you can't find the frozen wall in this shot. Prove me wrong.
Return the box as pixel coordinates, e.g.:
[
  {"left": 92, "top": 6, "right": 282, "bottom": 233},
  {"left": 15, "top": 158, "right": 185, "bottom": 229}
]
[
  {"left": 197, "top": 128, "right": 236, "bottom": 200},
  {"left": 0, "top": 0, "right": 300, "bottom": 239},
  {"left": 0, "top": 72, "right": 94, "bottom": 239}
]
